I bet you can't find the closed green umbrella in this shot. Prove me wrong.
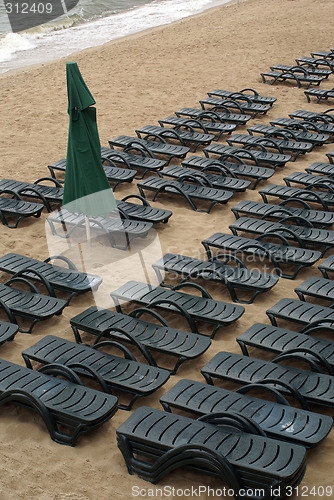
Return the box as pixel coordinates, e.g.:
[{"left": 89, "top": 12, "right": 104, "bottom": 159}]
[{"left": 63, "top": 62, "right": 116, "bottom": 219}]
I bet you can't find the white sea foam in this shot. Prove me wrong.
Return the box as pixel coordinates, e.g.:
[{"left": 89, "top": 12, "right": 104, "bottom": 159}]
[
  {"left": 0, "top": 0, "right": 232, "bottom": 73},
  {"left": 0, "top": 32, "right": 37, "bottom": 63}
]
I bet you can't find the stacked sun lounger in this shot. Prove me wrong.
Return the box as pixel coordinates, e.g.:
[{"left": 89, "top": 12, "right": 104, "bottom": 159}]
[
  {"left": 261, "top": 47, "right": 334, "bottom": 90},
  {"left": 5, "top": 78, "right": 334, "bottom": 500}
]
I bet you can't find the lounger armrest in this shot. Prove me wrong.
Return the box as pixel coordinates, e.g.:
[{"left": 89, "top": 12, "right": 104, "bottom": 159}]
[
  {"left": 4, "top": 276, "right": 41, "bottom": 294},
  {"left": 178, "top": 173, "right": 213, "bottom": 187},
  {"left": 150, "top": 182, "right": 199, "bottom": 212},
  {"left": 209, "top": 105, "right": 233, "bottom": 115},
  {"left": 17, "top": 187, "right": 53, "bottom": 212},
  {"left": 217, "top": 153, "right": 248, "bottom": 166},
  {"left": 278, "top": 215, "right": 314, "bottom": 227},
  {"left": 202, "top": 164, "right": 236, "bottom": 178},
  {"left": 299, "top": 62, "right": 316, "bottom": 71},
  {"left": 251, "top": 137, "right": 284, "bottom": 154},
  {"left": 0, "top": 189, "right": 22, "bottom": 200},
  {"left": 300, "top": 319, "right": 334, "bottom": 335},
  {"left": 254, "top": 378, "right": 309, "bottom": 411},
  {"left": 157, "top": 128, "right": 186, "bottom": 146},
  {"left": 323, "top": 108, "right": 334, "bottom": 119},
  {"left": 195, "top": 111, "right": 220, "bottom": 123},
  {"left": 280, "top": 70, "right": 303, "bottom": 87},
  {"left": 125, "top": 442, "right": 242, "bottom": 492},
  {"left": 117, "top": 207, "right": 130, "bottom": 220},
  {"left": 123, "top": 142, "right": 157, "bottom": 157},
  {"left": 313, "top": 58, "right": 334, "bottom": 68},
  {"left": 228, "top": 149, "right": 261, "bottom": 165},
  {"left": 209, "top": 253, "right": 247, "bottom": 269},
  {"left": 197, "top": 411, "right": 266, "bottom": 437},
  {"left": 129, "top": 307, "right": 170, "bottom": 327},
  {"left": 103, "top": 151, "right": 132, "bottom": 169},
  {"left": 92, "top": 340, "right": 137, "bottom": 361},
  {"left": 101, "top": 157, "right": 118, "bottom": 167},
  {"left": 172, "top": 282, "right": 213, "bottom": 299},
  {"left": 145, "top": 299, "right": 198, "bottom": 333},
  {"left": 279, "top": 198, "right": 311, "bottom": 209},
  {"left": 121, "top": 194, "right": 151, "bottom": 206},
  {"left": 178, "top": 119, "right": 209, "bottom": 134},
  {"left": 259, "top": 207, "right": 295, "bottom": 219},
  {"left": 34, "top": 177, "right": 63, "bottom": 188},
  {"left": 265, "top": 129, "right": 298, "bottom": 141},
  {"left": 244, "top": 142, "right": 269, "bottom": 152},
  {"left": 273, "top": 348, "right": 334, "bottom": 376},
  {"left": 236, "top": 383, "right": 290, "bottom": 406},
  {"left": 94, "top": 327, "right": 157, "bottom": 367},
  {"left": 290, "top": 66, "right": 309, "bottom": 75},
  {"left": 65, "top": 362, "right": 113, "bottom": 394},
  {"left": 44, "top": 255, "right": 78, "bottom": 270},
  {"left": 229, "top": 93, "right": 253, "bottom": 105},
  {"left": 219, "top": 99, "right": 244, "bottom": 113},
  {"left": 284, "top": 189, "right": 329, "bottom": 211},
  {"left": 255, "top": 232, "right": 290, "bottom": 246},
  {"left": 38, "top": 363, "right": 84, "bottom": 385},
  {"left": 322, "top": 90, "right": 334, "bottom": 98},
  {"left": 267, "top": 227, "right": 305, "bottom": 248},
  {"left": 240, "top": 88, "right": 259, "bottom": 96},
  {"left": 310, "top": 182, "right": 334, "bottom": 193},
  {"left": 0, "top": 389, "right": 58, "bottom": 440},
  {"left": 0, "top": 298, "right": 18, "bottom": 324},
  {"left": 233, "top": 243, "right": 281, "bottom": 276},
  {"left": 308, "top": 115, "right": 331, "bottom": 124},
  {"left": 298, "top": 120, "right": 321, "bottom": 133},
  {"left": 10, "top": 268, "right": 57, "bottom": 297}
]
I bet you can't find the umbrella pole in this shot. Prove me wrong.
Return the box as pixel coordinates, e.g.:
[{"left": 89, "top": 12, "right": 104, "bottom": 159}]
[{"left": 85, "top": 216, "right": 91, "bottom": 244}]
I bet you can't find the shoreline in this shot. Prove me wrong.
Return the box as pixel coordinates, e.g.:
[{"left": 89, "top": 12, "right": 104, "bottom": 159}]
[
  {"left": 0, "top": 0, "right": 237, "bottom": 78},
  {"left": 0, "top": 0, "right": 334, "bottom": 497}
]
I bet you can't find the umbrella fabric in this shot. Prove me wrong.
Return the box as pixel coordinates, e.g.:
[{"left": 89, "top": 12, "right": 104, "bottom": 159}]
[{"left": 63, "top": 62, "right": 116, "bottom": 217}]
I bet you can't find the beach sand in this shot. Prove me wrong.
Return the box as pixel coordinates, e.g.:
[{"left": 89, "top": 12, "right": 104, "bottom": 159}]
[{"left": 0, "top": 0, "right": 334, "bottom": 497}]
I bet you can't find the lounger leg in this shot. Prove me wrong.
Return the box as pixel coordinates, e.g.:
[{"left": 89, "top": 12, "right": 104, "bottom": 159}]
[
  {"left": 210, "top": 324, "right": 224, "bottom": 339},
  {"left": 71, "top": 325, "right": 83, "bottom": 343},
  {"left": 202, "top": 372, "right": 214, "bottom": 385},
  {"left": 295, "top": 290, "right": 305, "bottom": 301},
  {"left": 160, "top": 401, "right": 172, "bottom": 412},
  {"left": 118, "top": 393, "right": 141, "bottom": 411},
  {"left": 266, "top": 312, "right": 278, "bottom": 326},
  {"left": 202, "top": 242, "right": 213, "bottom": 260},
  {"left": 259, "top": 192, "right": 269, "bottom": 203},
  {"left": 111, "top": 296, "right": 123, "bottom": 313},
  {"left": 170, "top": 355, "right": 187, "bottom": 376},
  {"left": 237, "top": 340, "right": 249, "bottom": 356},
  {"left": 321, "top": 245, "right": 332, "bottom": 257},
  {"left": 320, "top": 269, "right": 329, "bottom": 279},
  {"left": 117, "top": 434, "right": 136, "bottom": 475},
  {"left": 19, "top": 318, "right": 39, "bottom": 334}
]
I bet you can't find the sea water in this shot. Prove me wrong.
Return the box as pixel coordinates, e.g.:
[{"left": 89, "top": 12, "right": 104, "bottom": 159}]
[{"left": 0, "top": 0, "right": 233, "bottom": 74}]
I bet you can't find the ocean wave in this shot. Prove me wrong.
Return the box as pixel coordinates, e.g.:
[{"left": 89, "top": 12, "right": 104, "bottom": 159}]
[
  {"left": 0, "top": 0, "right": 230, "bottom": 72},
  {"left": 0, "top": 32, "right": 36, "bottom": 62}
]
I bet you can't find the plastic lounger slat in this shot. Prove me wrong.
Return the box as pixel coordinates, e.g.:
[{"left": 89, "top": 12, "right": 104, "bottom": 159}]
[
  {"left": 201, "top": 351, "right": 334, "bottom": 407},
  {"left": 0, "top": 357, "right": 118, "bottom": 445},
  {"left": 116, "top": 406, "right": 306, "bottom": 488},
  {"left": 110, "top": 281, "right": 245, "bottom": 337},
  {"left": 70, "top": 306, "right": 211, "bottom": 373},
  {"left": 21, "top": 335, "right": 170, "bottom": 408},
  {"left": 160, "top": 379, "right": 333, "bottom": 446}
]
